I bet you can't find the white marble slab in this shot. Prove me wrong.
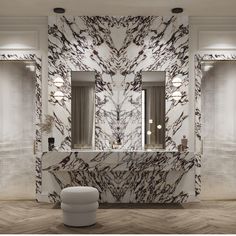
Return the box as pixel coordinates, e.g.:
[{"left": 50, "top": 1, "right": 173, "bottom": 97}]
[{"left": 41, "top": 151, "right": 196, "bottom": 203}]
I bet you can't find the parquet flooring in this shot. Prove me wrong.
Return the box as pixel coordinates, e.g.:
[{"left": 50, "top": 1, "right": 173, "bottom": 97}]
[{"left": 0, "top": 200, "right": 236, "bottom": 234}]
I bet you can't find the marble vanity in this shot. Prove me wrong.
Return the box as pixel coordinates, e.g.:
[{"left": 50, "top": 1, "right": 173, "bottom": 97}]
[{"left": 41, "top": 150, "right": 197, "bottom": 203}]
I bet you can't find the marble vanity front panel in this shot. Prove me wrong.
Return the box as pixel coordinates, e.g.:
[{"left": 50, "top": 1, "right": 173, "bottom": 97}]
[{"left": 42, "top": 151, "right": 196, "bottom": 203}]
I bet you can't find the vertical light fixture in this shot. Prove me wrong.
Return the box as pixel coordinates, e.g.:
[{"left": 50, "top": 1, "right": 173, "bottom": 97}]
[
  {"left": 172, "top": 75, "right": 182, "bottom": 87},
  {"left": 171, "top": 74, "right": 182, "bottom": 100},
  {"left": 53, "top": 77, "right": 64, "bottom": 101},
  {"left": 53, "top": 8, "right": 66, "bottom": 101},
  {"left": 54, "top": 91, "right": 64, "bottom": 101},
  {"left": 53, "top": 76, "right": 64, "bottom": 87},
  {"left": 170, "top": 9, "right": 183, "bottom": 102},
  {"left": 172, "top": 91, "right": 182, "bottom": 101}
]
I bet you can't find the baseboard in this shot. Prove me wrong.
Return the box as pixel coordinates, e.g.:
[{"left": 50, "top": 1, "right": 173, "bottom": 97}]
[
  {"left": 36, "top": 192, "right": 50, "bottom": 203},
  {"left": 186, "top": 193, "right": 200, "bottom": 203}
]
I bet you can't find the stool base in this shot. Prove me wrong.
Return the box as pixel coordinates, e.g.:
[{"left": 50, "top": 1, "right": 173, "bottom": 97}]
[{"left": 63, "top": 211, "right": 96, "bottom": 227}]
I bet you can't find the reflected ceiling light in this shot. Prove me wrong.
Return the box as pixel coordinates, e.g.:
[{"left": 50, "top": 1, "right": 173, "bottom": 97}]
[
  {"left": 53, "top": 7, "right": 65, "bottom": 14},
  {"left": 54, "top": 91, "right": 64, "bottom": 101},
  {"left": 25, "top": 64, "right": 35, "bottom": 72},
  {"left": 171, "top": 7, "right": 184, "bottom": 14},
  {"left": 53, "top": 77, "right": 64, "bottom": 87},
  {"left": 149, "top": 119, "right": 153, "bottom": 124},
  {"left": 172, "top": 76, "right": 182, "bottom": 87},
  {"left": 157, "top": 125, "right": 162, "bottom": 129},
  {"left": 172, "top": 91, "right": 182, "bottom": 101},
  {"left": 203, "top": 64, "right": 213, "bottom": 72},
  {"left": 147, "top": 131, "right": 152, "bottom": 135}
]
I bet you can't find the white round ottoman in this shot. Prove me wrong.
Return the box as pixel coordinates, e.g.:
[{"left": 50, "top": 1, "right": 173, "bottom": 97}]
[{"left": 61, "top": 186, "right": 99, "bottom": 227}]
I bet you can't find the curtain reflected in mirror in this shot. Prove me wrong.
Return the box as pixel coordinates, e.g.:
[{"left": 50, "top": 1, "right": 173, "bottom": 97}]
[
  {"left": 71, "top": 72, "right": 95, "bottom": 149},
  {"left": 142, "top": 72, "right": 165, "bottom": 149}
]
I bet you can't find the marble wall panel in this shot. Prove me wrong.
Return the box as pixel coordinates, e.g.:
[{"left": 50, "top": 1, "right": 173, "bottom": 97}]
[{"left": 48, "top": 16, "right": 189, "bottom": 151}]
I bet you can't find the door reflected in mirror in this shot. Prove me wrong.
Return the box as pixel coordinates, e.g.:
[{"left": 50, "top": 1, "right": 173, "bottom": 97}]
[
  {"left": 71, "top": 71, "right": 95, "bottom": 149},
  {"left": 142, "top": 71, "right": 165, "bottom": 150}
]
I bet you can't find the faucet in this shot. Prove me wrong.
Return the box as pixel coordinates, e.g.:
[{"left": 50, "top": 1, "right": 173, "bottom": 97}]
[{"left": 112, "top": 136, "right": 122, "bottom": 149}]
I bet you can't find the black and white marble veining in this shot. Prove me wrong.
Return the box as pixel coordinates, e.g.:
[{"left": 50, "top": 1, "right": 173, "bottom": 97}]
[
  {"left": 42, "top": 151, "right": 195, "bottom": 203},
  {"left": 0, "top": 53, "right": 42, "bottom": 194},
  {"left": 194, "top": 54, "right": 236, "bottom": 198},
  {"left": 48, "top": 16, "right": 189, "bottom": 151}
]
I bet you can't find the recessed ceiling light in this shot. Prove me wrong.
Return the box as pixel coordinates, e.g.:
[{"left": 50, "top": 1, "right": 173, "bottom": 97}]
[
  {"left": 171, "top": 8, "right": 184, "bottom": 14},
  {"left": 53, "top": 8, "right": 66, "bottom": 14}
]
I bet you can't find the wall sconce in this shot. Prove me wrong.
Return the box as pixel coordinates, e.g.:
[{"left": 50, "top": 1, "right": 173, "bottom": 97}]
[
  {"left": 172, "top": 91, "right": 182, "bottom": 101},
  {"left": 172, "top": 76, "right": 182, "bottom": 87},
  {"left": 53, "top": 76, "right": 64, "bottom": 87},
  {"left": 147, "top": 130, "right": 152, "bottom": 135},
  {"left": 54, "top": 91, "right": 64, "bottom": 101}
]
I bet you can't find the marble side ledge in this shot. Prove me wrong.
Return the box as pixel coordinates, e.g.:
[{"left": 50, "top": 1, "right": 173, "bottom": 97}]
[{"left": 42, "top": 151, "right": 195, "bottom": 173}]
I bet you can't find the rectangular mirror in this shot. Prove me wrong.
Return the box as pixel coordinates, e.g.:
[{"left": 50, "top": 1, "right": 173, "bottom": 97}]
[
  {"left": 71, "top": 71, "right": 95, "bottom": 149},
  {"left": 142, "top": 71, "right": 165, "bottom": 150}
]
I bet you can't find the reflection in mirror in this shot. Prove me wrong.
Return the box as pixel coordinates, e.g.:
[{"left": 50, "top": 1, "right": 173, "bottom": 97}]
[
  {"left": 200, "top": 60, "right": 236, "bottom": 198},
  {"left": 142, "top": 71, "right": 165, "bottom": 149},
  {"left": 71, "top": 71, "right": 95, "bottom": 149},
  {"left": 0, "top": 60, "right": 36, "bottom": 198}
]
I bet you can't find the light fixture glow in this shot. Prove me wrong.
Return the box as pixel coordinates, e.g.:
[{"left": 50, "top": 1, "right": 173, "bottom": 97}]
[
  {"left": 172, "top": 91, "right": 182, "bottom": 101},
  {"left": 147, "top": 130, "right": 152, "bottom": 135},
  {"left": 203, "top": 65, "right": 213, "bottom": 72},
  {"left": 149, "top": 119, "right": 153, "bottom": 124},
  {"left": 172, "top": 76, "right": 182, "bottom": 87},
  {"left": 157, "top": 125, "right": 162, "bottom": 129},
  {"left": 53, "top": 77, "right": 64, "bottom": 87},
  {"left": 54, "top": 91, "right": 64, "bottom": 101},
  {"left": 25, "top": 65, "right": 35, "bottom": 72}
]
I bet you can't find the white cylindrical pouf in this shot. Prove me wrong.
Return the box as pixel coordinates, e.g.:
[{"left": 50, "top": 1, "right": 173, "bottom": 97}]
[{"left": 61, "top": 186, "right": 99, "bottom": 227}]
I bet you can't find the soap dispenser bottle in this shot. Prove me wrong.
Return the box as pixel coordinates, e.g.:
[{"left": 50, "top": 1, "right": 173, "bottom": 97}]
[{"left": 181, "top": 135, "right": 188, "bottom": 151}]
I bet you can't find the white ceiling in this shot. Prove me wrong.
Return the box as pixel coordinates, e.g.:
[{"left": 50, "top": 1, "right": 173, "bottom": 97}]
[{"left": 0, "top": 0, "right": 236, "bottom": 17}]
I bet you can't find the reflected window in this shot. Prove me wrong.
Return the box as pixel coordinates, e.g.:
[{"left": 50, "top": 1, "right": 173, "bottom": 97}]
[
  {"left": 142, "top": 71, "right": 165, "bottom": 149},
  {"left": 71, "top": 71, "right": 95, "bottom": 149}
]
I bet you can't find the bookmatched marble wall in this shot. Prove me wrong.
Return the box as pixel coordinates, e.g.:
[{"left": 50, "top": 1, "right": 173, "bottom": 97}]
[
  {"left": 40, "top": 16, "right": 197, "bottom": 203},
  {"left": 48, "top": 16, "right": 189, "bottom": 151}
]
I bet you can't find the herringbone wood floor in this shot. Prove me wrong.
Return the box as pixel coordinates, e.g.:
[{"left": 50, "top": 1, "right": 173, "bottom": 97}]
[{"left": 0, "top": 200, "right": 236, "bottom": 234}]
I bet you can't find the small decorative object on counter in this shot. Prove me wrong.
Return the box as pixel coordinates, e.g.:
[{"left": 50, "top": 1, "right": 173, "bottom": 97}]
[
  {"left": 178, "top": 144, "right": 182, "bottom": 152},
  {"left": 112, "top": 137, "right": 122, "bottom": 149},
  {"left": 39, "top": 114, "right": 55, "bottom": 151},
  {"left": 48, "top": 137, "right": 55, "bottom": 151},
  {"left": 178, "top": 135, "right": 188, "bottom": 152},
  {"left": 181, "top": 135, "right": 188, "bottom": 151}
]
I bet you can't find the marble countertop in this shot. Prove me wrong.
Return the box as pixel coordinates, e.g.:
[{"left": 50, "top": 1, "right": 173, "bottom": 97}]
[
  {"left": 42, "top": 151, "right": 195, "bottom": 173},
  {"left": 50, "top": 149, "right": 181, "bottom": 153}
]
